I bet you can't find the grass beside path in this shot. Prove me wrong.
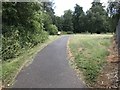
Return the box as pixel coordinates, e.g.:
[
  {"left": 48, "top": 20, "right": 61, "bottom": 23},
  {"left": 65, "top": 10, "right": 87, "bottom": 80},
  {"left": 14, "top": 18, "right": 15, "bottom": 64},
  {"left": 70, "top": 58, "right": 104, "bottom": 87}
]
[
  {"left": 69, "top": 34, "right": 112, "bottom": 87},
  {"left": 2, "top": 35, "right": 60, "bottom": 87}
]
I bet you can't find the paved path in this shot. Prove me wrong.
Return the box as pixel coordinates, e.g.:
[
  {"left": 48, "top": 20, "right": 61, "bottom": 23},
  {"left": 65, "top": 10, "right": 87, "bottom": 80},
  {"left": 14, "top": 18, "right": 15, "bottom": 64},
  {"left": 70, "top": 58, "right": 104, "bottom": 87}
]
[{"left": 13, "top": 36, "right": 86, "bottom": 88}]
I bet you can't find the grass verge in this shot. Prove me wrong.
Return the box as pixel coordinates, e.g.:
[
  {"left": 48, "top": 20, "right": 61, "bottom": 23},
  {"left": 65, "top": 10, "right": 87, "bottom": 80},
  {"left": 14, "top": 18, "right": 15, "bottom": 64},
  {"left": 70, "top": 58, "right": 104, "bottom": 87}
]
[
  {"left": 2, "top": 35, "right": 60, "bottom": 87},
  {"left": 69, "top": 34, "right": 112, "bottom": 87}
]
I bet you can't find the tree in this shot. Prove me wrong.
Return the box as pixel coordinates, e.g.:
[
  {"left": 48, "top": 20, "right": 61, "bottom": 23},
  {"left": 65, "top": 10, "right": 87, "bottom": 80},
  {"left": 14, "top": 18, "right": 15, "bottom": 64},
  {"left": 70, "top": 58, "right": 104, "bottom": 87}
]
[
  {"left": 108, "top": 1, "right": 120, "bottom": 57},
  {"left": 2, "top": 2, "right": 48, "bottom": 60},
  {"left": 41, "top": 1, "right": 55, "bottom": 24},
  {"left": 72, "top": 4, "right": 84, "bottom": 33},
  {"left": 78, "top": 13, "right": 86, "bottom": 33},
  {"left": 54, "top": 16, "right": 64, "bottom": 31},
  {"left": 86, "top": 1, "right": 110, "bottom": 33},
  {"left": 63, "top": 10, "right": 74, "bottom": 33},
  {"left": 108, "top": 0, "right": 120, "bottom": 32},
  {"left": 47, "top": 24, "right": 58, "bottom": 35},
  {"left": 42, "top": 12, "right": 53, "bottom": 31}
]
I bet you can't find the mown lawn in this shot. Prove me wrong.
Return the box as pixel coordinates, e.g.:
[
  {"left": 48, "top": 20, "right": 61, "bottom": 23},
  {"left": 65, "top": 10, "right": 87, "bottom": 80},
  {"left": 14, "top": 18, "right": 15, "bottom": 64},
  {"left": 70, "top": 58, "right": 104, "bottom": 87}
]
[
  {"left": 2, "top": 35, "right": 60, "bottom": 87},
  {"left": 69, "top": 34, "right": 112, "bottom": 86}
]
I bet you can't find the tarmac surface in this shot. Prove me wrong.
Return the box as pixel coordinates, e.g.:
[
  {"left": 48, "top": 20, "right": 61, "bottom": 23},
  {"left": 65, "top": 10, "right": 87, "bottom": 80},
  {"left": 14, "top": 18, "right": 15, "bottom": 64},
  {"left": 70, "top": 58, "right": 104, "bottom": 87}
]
[{"left": 13, "top": 36, "right": 86, "bottom": 88}]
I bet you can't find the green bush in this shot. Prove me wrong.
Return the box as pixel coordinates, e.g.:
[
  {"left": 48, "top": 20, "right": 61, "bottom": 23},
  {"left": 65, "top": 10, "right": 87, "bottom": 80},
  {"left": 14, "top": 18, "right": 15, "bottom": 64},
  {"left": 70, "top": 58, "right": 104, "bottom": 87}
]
[
  {"left": 48, "top": 24, "right": 58, "bottom": 35},
  {"left": 61, "top": 31, "right": 67, "bottom": 35},
  {"left": 67, "top": 31, "right": 73, "bottom": 34},
  {"left": 2, "top": 30, "right": 48, "bottom": 61},
  {"left": 2, "top": 31, "right": 21, "bottom": 60},
  {"left": 2, "top": 2, "right": 50, "bottom": 61}
]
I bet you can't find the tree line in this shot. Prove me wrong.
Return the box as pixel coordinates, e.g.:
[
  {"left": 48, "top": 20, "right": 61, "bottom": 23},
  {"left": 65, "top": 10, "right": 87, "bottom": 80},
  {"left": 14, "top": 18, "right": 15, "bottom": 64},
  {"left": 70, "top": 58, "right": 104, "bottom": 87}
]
[
  {"left": 54, "top": 2, "right": 114, "bottom": 34},
  {"left": 2, "top": 0, "right": 120, "bottom": 61}
]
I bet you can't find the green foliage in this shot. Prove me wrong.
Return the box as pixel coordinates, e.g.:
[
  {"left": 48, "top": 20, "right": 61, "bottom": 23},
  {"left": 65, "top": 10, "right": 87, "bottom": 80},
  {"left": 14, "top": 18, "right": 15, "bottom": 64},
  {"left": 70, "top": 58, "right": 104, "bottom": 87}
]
[
  {"left": 2, "top": 2, "right": 50, "bottom": 61},
  {"left": 108, "top": 1, "right": 120, "bottom": 32},
  {"left": 47, "top": 24, "right": 58, "bottom": 35},
  {"left": 67, "top": 31, "right": 73, "bottom": 34},
  {"left": 86, "top": 2, "right": 110, "bottom": 33},
  {"left": 72, "top": 4, "right": 85, "bottom": 33},
  {"left": 42, "top": 1, "right": 55, "bottom": 23},
  {"left": 54, "top": 16, "right": 64, "bottom": 31},
  {"left": 63, "top": 10, "right": 74, "bottom": 32},
  {"left": 60, "top": 2, "right": 111, "bottom": 34},
  {"left": 42, "top": 12, "right": 53, "bottom": 31},
  {"left": 2, "top": 30, "right": 21, "bottom": 60}
]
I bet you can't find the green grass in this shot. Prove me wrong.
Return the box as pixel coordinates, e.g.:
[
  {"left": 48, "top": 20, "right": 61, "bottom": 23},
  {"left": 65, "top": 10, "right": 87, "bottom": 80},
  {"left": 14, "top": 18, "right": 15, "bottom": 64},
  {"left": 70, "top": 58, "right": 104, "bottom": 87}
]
[
  {"left": 1, "top": 35, "right": 60, "bottom": 87},
  {"left": 69, "top": 34, "right": 112, "bottom": 86}
]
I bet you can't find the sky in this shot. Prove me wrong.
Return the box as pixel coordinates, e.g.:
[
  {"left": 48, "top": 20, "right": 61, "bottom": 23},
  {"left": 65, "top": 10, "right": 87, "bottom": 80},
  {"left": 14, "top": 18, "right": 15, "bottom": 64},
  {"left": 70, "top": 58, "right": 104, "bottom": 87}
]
[{"left": 54, "top": 0, "right": 109, "bottom": 16}]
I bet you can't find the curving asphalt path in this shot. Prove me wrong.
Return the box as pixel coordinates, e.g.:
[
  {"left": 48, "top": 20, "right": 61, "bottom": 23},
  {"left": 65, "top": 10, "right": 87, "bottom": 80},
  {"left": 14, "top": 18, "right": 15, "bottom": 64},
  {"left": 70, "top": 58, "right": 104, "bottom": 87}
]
[{"left": 13, "top": 35, "right": 86, "bottom": 88}]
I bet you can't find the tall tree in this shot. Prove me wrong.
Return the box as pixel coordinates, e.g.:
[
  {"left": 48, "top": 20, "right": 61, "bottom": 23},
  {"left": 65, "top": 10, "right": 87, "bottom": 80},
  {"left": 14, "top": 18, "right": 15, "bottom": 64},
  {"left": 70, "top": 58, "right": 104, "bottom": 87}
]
[
  {"left": 63, "top": 10, "right": 74, "bottom": 32},
  {"left": 72, "top": 4, "right": 84, "bottom": 33},
  {"left": 108, "top": 1, "right": 120, "bottom": 57},
  {"left": 108, "top": 0, "right": 120, "bottom": 32},
  {"left": 86, "top": 1, "right": 110, "bottom": 33},
  {"left": 54, "top": 16, "right": 64, "bottom": 31},
  {"left": 41, "top": 1, "right": 55, "bottom": 24}
]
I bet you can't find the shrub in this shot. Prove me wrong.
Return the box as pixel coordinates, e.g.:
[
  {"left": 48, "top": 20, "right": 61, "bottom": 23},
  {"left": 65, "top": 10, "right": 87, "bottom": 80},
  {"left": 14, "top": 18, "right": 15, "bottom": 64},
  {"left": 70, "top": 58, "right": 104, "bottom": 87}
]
[
  {"left": 48, "top": 24, "right": 58, "bottom": 35},
  {"left": 2, "top": 30, "right": 21, "bottom": 60},
  {"left": 67, "top": 31, "right": 73, "bottom": 34}
]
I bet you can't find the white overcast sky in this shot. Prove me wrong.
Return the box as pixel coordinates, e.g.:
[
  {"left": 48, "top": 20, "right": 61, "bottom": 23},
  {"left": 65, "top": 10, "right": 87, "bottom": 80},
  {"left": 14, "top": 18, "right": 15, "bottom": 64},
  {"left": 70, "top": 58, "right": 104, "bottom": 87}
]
[{"left": 54, "top": 0, "right": 109, "bottom": 16}]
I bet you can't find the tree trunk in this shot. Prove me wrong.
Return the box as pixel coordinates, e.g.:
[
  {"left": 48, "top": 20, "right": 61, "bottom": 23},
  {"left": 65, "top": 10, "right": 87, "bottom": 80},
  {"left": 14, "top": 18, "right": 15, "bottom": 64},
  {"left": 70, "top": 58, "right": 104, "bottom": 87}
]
[
  {"left": 116, "top": 19, "right": 120, "bottom": 57},
  {"left": 116, "top": 19, "right": 120, "bottom": 88}
]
